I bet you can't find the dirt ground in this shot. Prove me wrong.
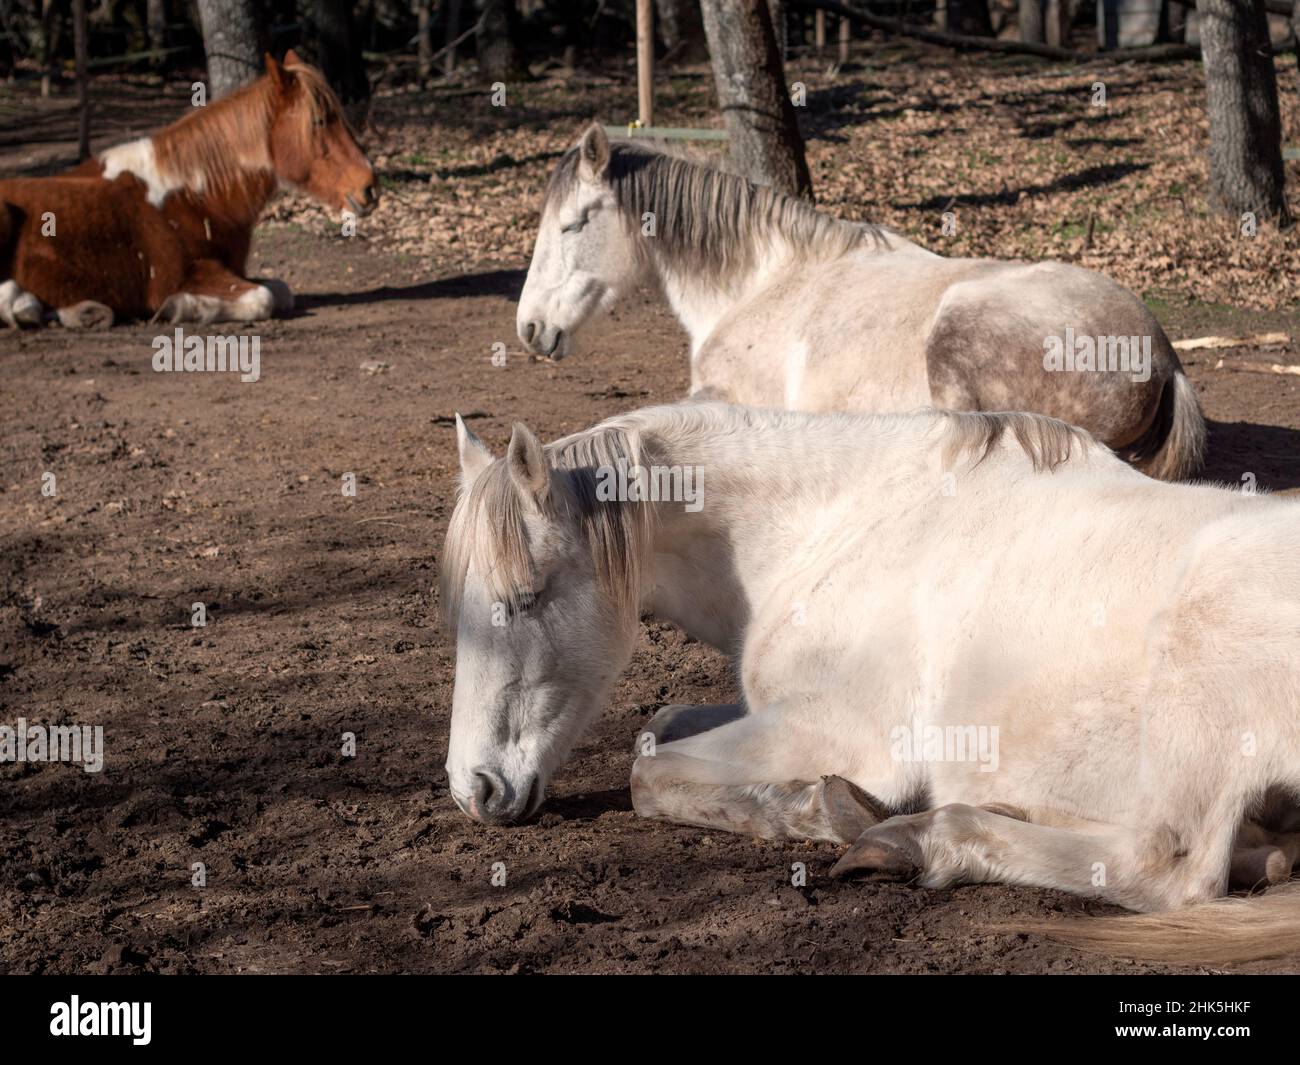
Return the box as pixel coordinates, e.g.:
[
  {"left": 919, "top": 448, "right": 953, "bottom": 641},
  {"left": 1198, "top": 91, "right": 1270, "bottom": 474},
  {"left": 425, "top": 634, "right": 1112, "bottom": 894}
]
[{"left": 1, "top": 54, "right": 1299, "bottom": 976}]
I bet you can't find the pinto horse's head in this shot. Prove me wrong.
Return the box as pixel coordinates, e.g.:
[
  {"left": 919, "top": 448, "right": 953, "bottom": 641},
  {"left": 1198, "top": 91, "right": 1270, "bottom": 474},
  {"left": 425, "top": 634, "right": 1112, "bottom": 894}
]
[
  {"left": 440, "top": 417, "right": 648, "bottom": 825},
  {"left": 265, "top": 51, "right": 378, "bottom": 218}
]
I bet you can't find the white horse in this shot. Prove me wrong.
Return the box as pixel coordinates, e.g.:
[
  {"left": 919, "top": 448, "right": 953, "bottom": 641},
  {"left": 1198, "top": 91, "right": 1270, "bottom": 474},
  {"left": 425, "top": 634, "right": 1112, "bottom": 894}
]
[
  {"left": 516, "top": 125, "right": 1205, "bottom": 481},
  {"left": 442, "top": 402, "right": 1300, "bottom": 965}
]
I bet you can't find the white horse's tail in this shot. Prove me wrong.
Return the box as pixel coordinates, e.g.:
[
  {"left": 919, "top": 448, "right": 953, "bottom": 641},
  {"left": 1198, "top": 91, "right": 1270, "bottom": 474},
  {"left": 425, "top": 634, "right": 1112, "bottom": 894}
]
[
  {"left": 1031, "top": 883, "right": 1300, "bottom": 966},
  {"left": 1125, "top": 367, "right": 1207, "bottom": 482}
]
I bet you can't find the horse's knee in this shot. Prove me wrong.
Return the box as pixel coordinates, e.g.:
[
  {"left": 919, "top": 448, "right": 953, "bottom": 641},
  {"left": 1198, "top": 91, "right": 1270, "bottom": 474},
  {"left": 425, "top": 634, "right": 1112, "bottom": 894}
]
[{"left": 629, "top": 754, "right": 663, "bottom": 819}]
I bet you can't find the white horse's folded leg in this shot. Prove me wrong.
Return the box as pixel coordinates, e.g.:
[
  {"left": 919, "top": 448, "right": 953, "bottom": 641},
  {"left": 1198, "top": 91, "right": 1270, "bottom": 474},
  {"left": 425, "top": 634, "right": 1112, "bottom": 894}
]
[
  {"left": 639, "top": 703, "right": 745, "bottom": 746},
  {"left": 832, "top": 803, "right": 1231, "bottom": 912},
  {"left": 633, "top": 752, "right": 883, "bottom": 842},
  {"left": 630, "top": 710, "right": 887, "bottom": 843}
]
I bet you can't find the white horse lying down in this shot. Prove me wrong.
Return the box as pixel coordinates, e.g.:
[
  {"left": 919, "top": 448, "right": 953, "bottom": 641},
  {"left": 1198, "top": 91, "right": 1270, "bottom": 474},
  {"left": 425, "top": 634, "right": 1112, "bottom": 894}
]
[
  {"left": 516, "top": 125, "right": 1205, "bottom": 482},
  {"left": 441, "top": 403, "right": 1300, "bottom": 965}
]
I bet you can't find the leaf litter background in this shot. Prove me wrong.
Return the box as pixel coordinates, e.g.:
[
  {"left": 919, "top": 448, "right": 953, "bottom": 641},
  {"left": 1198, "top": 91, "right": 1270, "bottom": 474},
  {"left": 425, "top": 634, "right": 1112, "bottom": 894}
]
[{"left": 272, "top": 41, "right": 1300, "bottom": 311}]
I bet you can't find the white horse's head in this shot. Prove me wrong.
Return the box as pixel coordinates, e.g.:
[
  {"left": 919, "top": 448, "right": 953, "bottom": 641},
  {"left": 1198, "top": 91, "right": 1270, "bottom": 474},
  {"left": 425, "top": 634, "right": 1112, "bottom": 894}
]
[
  {"left": 516, "top": 124, "right": 646, "bottom": 359},
  {"left": 440, "top": 416, "right": 650, "bottom": 824}
]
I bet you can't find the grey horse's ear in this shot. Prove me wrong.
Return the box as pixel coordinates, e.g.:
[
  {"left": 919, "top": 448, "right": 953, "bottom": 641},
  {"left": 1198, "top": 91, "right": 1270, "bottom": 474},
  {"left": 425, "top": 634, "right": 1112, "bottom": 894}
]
[
  {"left": 507, "top": 422, "right": 550, "bottom": 507},
  {"left": 577, "top": 123, "right": 610, "bottom": 183},
  {"left": 456, "top": 414, "right": 493, "bottom": 490}
]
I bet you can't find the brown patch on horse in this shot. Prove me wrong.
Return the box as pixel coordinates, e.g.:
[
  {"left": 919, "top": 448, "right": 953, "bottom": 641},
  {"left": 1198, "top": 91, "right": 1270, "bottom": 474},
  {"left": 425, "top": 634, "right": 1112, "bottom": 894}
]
[{"left": 0, "top": 51, "right": 376, "bottom": 324}]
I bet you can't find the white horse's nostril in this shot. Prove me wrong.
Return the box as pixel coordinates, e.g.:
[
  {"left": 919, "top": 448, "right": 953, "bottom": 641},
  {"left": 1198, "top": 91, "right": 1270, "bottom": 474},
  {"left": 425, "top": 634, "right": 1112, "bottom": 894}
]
[
  {"left": 471, "top": 770, "right": 496, "bottom": 809},
  {"left": 545, "top": 328, "right": 565, "bottom": 358},
  {"left": 523, "top": 321, "right": 538, "bottom": 345}
]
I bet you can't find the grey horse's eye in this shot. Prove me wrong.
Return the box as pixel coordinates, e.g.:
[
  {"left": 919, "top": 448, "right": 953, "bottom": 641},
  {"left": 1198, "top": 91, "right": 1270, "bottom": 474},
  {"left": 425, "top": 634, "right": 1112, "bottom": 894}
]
[
  {"left": 560, "top": 216, "right": 587, "bottom": 234},
  {"left": 508, "top": 590, "right": 540, "bottom": 616}
]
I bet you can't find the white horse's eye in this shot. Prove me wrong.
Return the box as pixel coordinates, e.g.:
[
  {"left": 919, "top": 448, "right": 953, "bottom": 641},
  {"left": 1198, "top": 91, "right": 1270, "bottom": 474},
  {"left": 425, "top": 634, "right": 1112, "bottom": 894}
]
[
  {"left": 560, "top": 216, "right": 587, "bottom": 234},
  {"left": 508, "top": 590, "right": 540, "bottom": 616}
]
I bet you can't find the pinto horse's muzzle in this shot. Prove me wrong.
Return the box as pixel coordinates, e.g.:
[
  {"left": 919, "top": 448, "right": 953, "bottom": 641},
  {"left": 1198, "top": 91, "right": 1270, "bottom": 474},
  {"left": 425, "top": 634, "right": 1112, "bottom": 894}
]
[{"left": 346, "top": 182, "right": 380, "bottom": 218}]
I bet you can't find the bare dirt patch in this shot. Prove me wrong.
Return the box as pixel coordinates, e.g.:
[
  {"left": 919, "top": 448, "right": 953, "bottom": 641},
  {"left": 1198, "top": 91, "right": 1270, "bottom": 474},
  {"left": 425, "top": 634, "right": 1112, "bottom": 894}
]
[{"left": 1, "top": 50, "right": 1298, "bottom": 975}]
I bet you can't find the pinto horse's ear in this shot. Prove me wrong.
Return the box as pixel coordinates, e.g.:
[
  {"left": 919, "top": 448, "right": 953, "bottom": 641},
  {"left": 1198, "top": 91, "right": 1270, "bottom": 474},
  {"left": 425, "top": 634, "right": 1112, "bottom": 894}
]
[
  {"left": 265, "top": 53, "right": 285, "bottom": 90},
  {"left": 577, "top": 123, "right": 610, "bottom": 183},
  {"left": 456, "top": 414, "right": 494, "bottom": 490},
  {"left": 507, "top": 422, "right": 550, "bottom": 507}
]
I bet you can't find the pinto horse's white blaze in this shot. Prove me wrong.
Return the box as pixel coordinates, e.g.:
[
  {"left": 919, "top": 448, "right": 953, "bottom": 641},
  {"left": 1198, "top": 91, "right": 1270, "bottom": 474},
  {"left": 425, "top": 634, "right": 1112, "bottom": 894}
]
[
  {"left": 519, "top": 124, "right": 1206, "bottom": 481},
  {"left": 443, "top": 401, "right": 1300, "bottom": 965}
]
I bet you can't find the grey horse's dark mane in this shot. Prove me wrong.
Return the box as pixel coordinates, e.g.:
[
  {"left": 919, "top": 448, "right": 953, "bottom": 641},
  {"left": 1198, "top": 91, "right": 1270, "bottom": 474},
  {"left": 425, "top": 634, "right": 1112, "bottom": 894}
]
[{"left": 543, "top": 140, "right": 891, "bottom": 287}]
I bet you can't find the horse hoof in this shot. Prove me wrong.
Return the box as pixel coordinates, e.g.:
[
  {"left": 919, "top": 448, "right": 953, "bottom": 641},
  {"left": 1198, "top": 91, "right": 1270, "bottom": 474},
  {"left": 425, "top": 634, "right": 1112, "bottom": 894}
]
[
  {"left": 820, "top": 775, "right": 887, "bottom": 843},
  {"left": 830, "top": 819, "right": 923, "bottom": 881},
  {"left": 263, "top": 279, "right": 294, "bottom": 314},
  {"left": 13, "top": 293, "right": 43, "bottom": 326},
  {"left": 58, "top": 300, "right": 113, "bottom": 330}
]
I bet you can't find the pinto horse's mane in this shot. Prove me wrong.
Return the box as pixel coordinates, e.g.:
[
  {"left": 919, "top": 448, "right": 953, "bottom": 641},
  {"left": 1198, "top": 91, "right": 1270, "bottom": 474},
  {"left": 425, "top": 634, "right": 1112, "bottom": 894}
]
[{"left": 150, "top": 59, "right": 343, "bottom": 203}]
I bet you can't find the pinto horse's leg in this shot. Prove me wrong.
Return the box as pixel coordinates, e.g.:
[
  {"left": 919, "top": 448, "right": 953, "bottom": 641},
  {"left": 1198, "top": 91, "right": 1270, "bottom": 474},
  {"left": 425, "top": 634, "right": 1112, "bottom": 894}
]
[
  {"left": 56, "top": 301, "right": 114, "bottom": 330},
  {"left": 831, "top": 803, "right": 1233, "bottom": 913},
  {"left": 0, "top": 279, "right": 45, "bottom": 328},
  {"left": 631, "top": 709, "right": 888, "bottom": 843},
  {"left": 154, "top": 261, "right": 279, "bottom": 325}
]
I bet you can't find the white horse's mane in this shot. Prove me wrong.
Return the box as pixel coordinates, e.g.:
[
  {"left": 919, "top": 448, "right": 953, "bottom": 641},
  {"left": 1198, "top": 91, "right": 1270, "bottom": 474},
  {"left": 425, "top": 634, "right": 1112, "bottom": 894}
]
[
  {"left": 544, "top": 141, "right": 893, "bottom": 289},
  {"left": 440, "top": 404, "right": 1097, "bottom": 628}
]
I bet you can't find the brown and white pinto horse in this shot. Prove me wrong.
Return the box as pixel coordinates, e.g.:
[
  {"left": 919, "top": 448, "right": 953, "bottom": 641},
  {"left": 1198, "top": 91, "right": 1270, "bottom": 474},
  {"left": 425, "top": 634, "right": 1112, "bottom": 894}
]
[{"left": 0, "top": 50, "right": 377, "bottom": 329}]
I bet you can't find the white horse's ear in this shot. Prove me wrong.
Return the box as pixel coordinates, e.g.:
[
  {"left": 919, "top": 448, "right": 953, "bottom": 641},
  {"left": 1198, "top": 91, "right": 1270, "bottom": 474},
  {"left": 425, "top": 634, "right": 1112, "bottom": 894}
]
[
  {"left": 577, "top": 123, "right": 610, "bottom": 183},
  {"left": 456, "top": 414, "right": 493, "bottom": 489},
  {"left": 507, "top": 422, "right": 550, "bottom": 507}
]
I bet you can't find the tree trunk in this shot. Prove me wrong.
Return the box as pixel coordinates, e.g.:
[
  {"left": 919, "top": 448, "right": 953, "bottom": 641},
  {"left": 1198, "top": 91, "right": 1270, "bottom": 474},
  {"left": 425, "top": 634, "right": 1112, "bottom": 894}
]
[
  {"left": 195, "top": 0, "right": 261, "bottom": 99},
  {"left": 444, "top": 0, "right": 463, "bottom": 73},
  {"left": 1044, "top": 0, "right": 1071, "bottom": 45},
  {"left": 657, "top": 0, "right": 707, "bottom": 60},
  {"left": 947, "top": 0, "right": 995, "bottom": 35},
  {"left": 41, "top": 0, "right": 61, "bottom": 98},
  {"left": 475, "top": 0, "right": 528, "bottom": 83},
  {"left": 1293, "top": 0, "right": 1299, "bottom": 91},
  {"left": 306, "top": 0, "right": 371, "bottom": 110},
  {"left": 415, "top": 0, "right": 432, "bottom": 78},
  {"left": 699, "top": 0, "right": 813, "bottom": 199},
  {"left": 1020, "top": 0, "right": 1045, "bottom": 40},
  {"left": 73, "top": 0, "right": 90, "bottom": 159},
  {"left": 1200, "top": 0, "right": 1291, "bottom": 223},
  {"left": 147, "top": 0, "right": 167, "bottom": 61},
  {"left": 768, "top": 0, "right": 787, "bottom": 58}
]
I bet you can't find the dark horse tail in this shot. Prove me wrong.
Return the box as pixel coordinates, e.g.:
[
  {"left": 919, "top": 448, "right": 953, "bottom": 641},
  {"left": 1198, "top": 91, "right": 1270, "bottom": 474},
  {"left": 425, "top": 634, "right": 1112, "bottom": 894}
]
[{"left": 1117, "top": 353, "right": 1206, "bottom": 482}]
